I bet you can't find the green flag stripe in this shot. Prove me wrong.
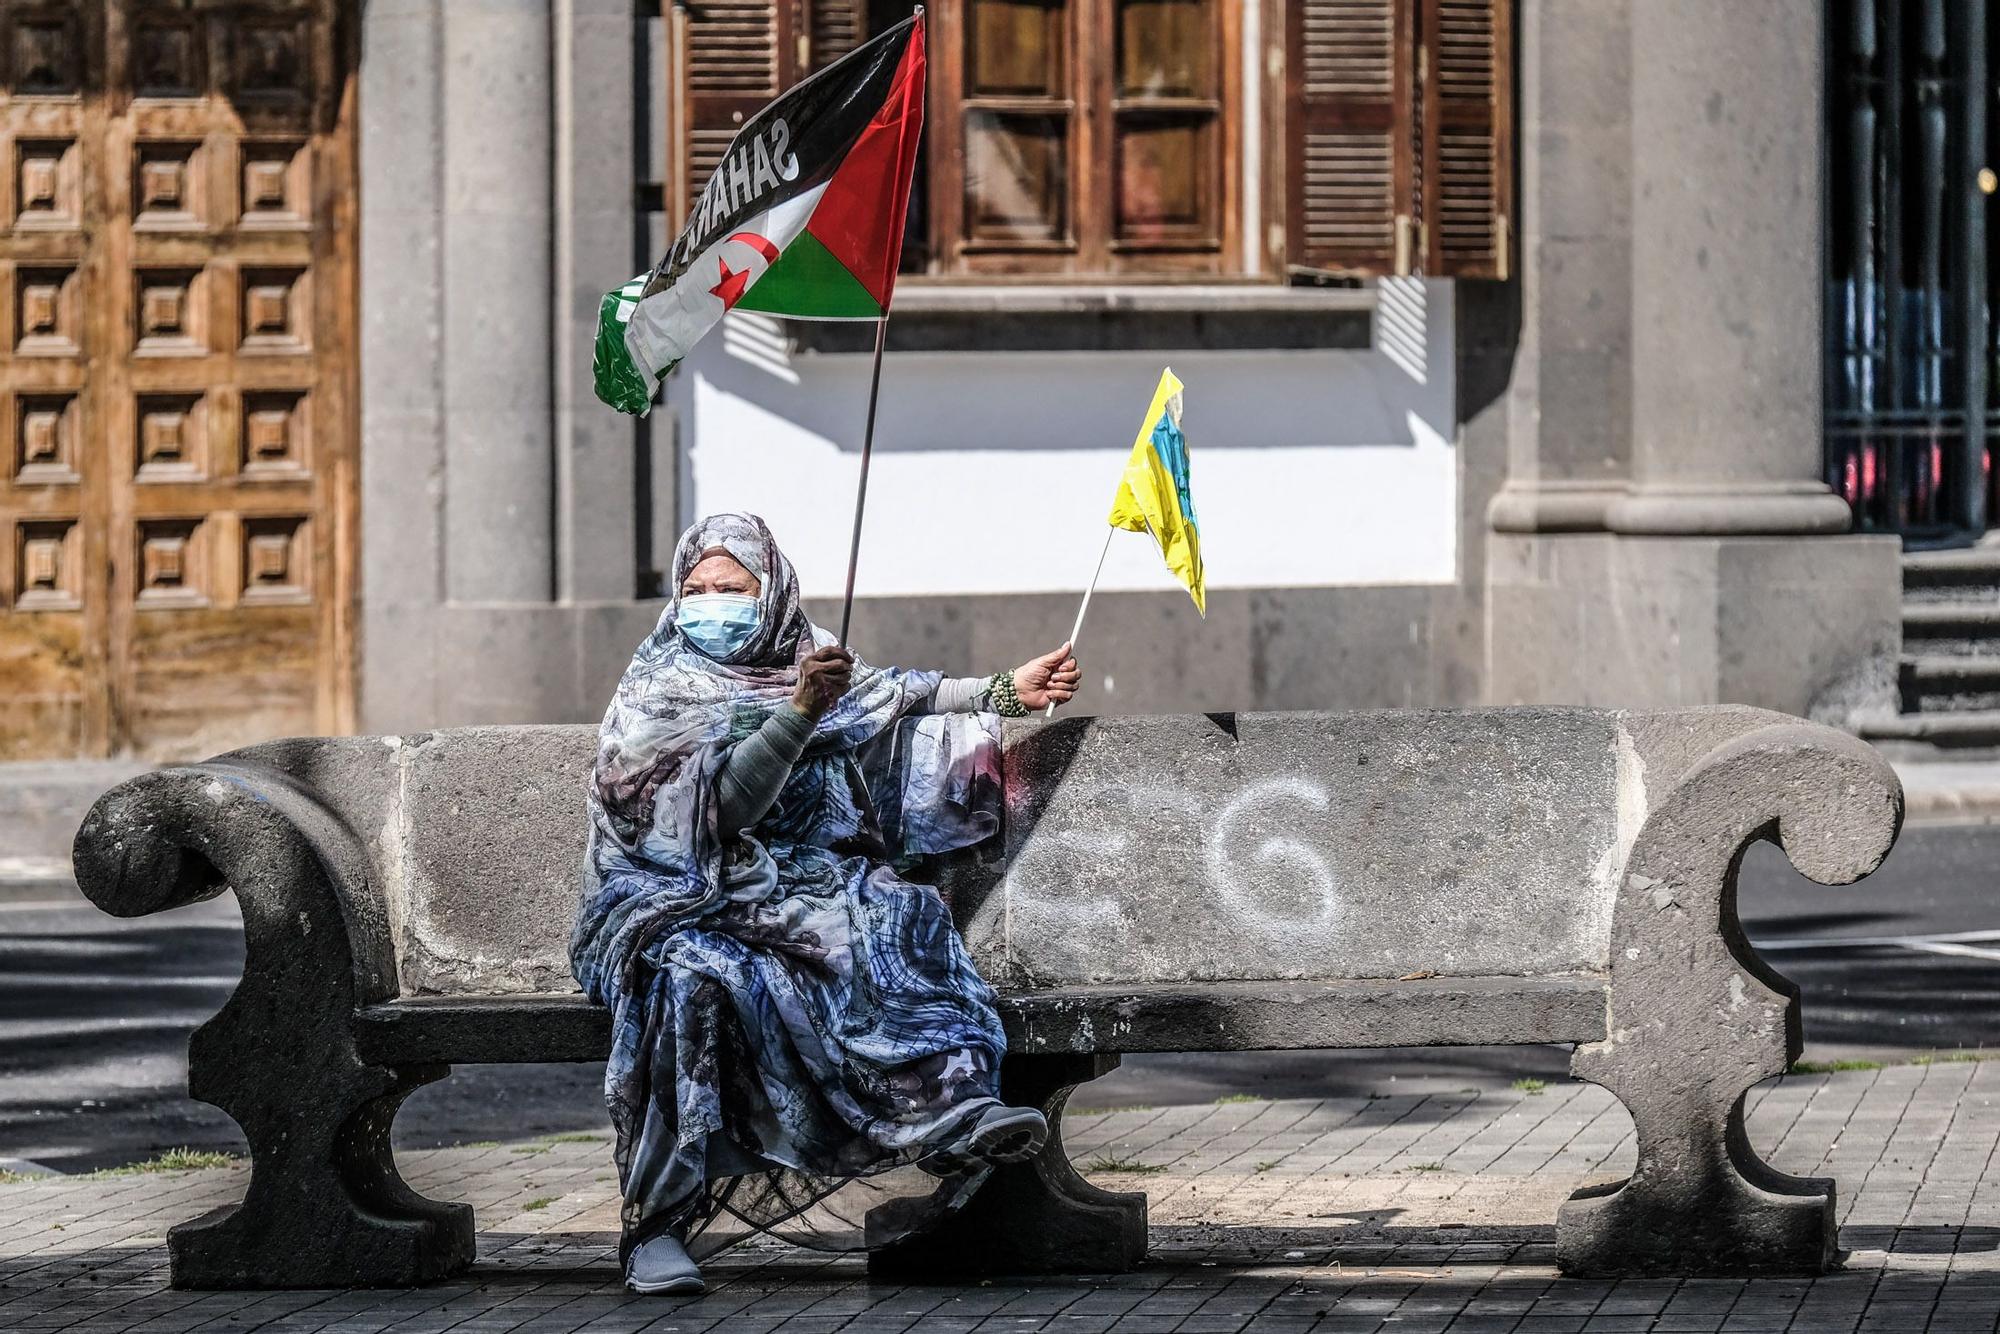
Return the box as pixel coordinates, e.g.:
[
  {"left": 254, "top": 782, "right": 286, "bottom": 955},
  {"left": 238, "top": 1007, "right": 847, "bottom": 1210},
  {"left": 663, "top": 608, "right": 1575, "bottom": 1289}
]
[
  {"left": 733, "top": 229, "right": 883, "bottom": 320},
  {"left": 593, "top": 281, "right": 656, "bottom": 415}
]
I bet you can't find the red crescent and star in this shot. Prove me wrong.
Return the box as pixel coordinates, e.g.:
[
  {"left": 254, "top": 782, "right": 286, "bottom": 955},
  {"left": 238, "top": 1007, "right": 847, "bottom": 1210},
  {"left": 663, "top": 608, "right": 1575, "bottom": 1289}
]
[{"left": 710, "top": 232, "right": 781, "bottom": 309}]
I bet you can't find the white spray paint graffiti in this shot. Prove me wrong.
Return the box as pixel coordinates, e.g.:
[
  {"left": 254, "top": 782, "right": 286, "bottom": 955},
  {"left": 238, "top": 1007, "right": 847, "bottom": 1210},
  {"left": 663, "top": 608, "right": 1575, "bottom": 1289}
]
[
  {"left": 990, "top": 777, "right": 1344, "bottom": 982},
  {"left": 998, "top": 821, "right": 1132, "bottom": 974},
  {"left": 1205, "top": 776, "right": 1339, "bottom": 929},
  {"left": 977, "top": 743, "right": 1629, "bottom": 985}
]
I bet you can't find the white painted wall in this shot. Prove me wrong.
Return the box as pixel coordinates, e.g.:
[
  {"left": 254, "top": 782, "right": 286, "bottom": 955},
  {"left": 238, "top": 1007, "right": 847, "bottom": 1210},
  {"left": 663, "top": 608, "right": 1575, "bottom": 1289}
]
[{"left": 669, "top": 278, "right": 1457, "bottom": 600}]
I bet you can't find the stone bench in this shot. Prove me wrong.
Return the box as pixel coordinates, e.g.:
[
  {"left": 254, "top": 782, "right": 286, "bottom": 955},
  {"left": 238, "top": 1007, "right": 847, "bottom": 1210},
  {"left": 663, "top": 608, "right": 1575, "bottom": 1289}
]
[{"left": 72, "top": 706, "right": 1902, "bottom": 1289}]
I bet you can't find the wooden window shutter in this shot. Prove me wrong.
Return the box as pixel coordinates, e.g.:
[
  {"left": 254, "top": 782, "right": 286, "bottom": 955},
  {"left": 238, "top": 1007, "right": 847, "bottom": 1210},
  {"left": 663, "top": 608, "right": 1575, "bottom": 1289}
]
[
  {"left": 1283, "top": 0, "right": 1512, "bottom": 280},
  {"left": 669, "top": 1, "right": 797, "bottom": 222},
  {"left": 1286, "top": 0, "right": 1417, "bottom": 277},
  {"left": 806, "top": 0, "right": 867, "bottom": 71},
  {"left": 1419, "top": 0, "right": 1511, "bottom": 278},
  {"left": 667, "top": 3, "right": 867, "bottom": 223}
]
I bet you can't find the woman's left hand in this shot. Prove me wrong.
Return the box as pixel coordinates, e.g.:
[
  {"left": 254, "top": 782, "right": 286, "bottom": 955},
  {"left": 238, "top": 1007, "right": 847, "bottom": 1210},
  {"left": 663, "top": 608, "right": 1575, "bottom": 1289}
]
[{"left": 1012, "top": 643, "right": 1081, "bottom": 711}]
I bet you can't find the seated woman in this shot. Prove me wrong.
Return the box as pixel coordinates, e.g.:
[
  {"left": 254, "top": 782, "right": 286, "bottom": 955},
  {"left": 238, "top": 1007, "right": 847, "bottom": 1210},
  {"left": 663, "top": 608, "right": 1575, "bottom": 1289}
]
[{"left": 571, "top": 513, "right": 1081, "bottom": 1296}]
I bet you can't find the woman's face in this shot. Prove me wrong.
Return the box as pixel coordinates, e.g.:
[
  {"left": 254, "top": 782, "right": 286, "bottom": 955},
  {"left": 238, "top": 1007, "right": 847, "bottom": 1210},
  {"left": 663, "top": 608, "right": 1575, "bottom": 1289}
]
[{"left": 681, "top": 551, "right": 761, "bottom": 599}]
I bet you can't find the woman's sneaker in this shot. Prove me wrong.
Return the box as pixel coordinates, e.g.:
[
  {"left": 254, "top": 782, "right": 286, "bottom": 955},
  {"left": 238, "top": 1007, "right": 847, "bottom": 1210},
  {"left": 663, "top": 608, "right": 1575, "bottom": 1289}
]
[
  {"left": 919, "top": 1102, "right": 1048, "bottom": 1177},
  {"left": 626, "top": 1231, "right": 705, "bottom": 1295}
]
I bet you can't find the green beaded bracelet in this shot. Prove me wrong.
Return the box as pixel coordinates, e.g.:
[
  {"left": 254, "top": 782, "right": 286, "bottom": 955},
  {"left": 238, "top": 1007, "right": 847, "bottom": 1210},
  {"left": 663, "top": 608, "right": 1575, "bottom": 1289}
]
[{"left": 989, "top": 670, "right": 1029, "bottom": 718}]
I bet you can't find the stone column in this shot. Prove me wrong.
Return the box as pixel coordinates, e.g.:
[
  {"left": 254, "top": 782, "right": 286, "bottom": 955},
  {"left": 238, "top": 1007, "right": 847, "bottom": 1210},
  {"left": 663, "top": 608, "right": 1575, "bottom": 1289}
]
[
  {"left": 1603, "top": 0, "right": 1851, "bottom": 537},
  {"left": 442, "top": 0, "right": 556, "bottom": 603},
  {"left": 554, "top": 0, "right": 641, "bottom": 603},
  {"left": 362, "top": 0, "right": 653, "bottom": 733},
  {"left": 1486, "top": 0, "right": 1634, "bottom": 535},
  {"left": 1484, "top": 0, "right": 1901, "bottom": 720},
  {"left": 360, "top": 0, "right": 449, "bottom": 728}
]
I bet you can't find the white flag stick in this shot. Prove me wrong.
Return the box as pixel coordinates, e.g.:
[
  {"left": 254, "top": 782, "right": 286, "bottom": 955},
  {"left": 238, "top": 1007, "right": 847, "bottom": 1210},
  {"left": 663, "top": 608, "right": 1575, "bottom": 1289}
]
[{"left": 1047, "top": 527, "right": 1115, "bottom": 718}]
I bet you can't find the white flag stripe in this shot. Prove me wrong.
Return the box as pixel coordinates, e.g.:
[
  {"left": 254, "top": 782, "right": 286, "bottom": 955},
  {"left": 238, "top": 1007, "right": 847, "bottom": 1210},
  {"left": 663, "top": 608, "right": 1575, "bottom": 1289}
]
[{"left": 624, "top": 183, "right": 828, "bottom": 382}]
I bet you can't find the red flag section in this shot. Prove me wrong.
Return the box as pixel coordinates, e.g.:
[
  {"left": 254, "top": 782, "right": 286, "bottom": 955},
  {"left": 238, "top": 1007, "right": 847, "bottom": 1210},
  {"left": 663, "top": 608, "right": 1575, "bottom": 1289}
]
[{"left": 804, "top": 17, "right": 926, "bottom": 310}]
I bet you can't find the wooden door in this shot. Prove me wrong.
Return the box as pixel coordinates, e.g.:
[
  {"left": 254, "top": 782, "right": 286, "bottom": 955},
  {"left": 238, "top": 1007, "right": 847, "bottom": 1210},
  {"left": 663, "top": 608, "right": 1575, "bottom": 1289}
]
[{"left": 0, "top": 1, "right": 355, "bottom": 760}]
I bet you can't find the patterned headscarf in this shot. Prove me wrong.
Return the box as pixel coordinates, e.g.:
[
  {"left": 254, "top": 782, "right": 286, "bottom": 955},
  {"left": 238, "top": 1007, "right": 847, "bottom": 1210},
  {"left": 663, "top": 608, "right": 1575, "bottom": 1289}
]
[
  {"left": 593, "top": 513, "right": 941, "bottom": 860},
  {"left": 667, "top": 512, "right": 807, "bottom": 668}
]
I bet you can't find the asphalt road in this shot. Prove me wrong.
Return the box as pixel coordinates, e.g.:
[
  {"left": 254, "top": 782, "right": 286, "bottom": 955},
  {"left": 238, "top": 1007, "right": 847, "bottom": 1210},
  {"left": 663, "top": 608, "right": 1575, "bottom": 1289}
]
[{"left": 3, "top": 823, "right": 1996, "bottom": 1173}]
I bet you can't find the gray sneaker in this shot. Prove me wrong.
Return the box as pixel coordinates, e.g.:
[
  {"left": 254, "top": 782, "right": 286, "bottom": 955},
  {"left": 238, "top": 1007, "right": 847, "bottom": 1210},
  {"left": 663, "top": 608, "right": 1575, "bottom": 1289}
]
[
  {"left": 626, "top": 1231, "right": 704, "bottom": 1296},
  {"left": 919, "top": 1102, "right": 1049, "bottom": 1177}
]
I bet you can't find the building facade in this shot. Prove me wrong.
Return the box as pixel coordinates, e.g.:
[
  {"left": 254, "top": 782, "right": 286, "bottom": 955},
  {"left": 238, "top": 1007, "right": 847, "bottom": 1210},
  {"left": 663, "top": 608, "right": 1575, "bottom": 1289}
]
[{"left": 0, "top": 0, "right": 1960, "bottom": 760}]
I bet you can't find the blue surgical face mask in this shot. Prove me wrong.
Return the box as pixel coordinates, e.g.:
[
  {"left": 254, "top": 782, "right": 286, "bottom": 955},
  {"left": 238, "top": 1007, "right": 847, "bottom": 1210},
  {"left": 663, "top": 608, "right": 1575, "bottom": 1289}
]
[{"left": 676, "top": 593, "right": 762, "bottom": 661}]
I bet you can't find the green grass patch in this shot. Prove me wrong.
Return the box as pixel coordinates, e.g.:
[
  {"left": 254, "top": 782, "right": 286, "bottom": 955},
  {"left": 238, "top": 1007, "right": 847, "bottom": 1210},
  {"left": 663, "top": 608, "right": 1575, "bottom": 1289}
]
[
  {"left": 1511, "top": 1078, "right": 1547, "bottom": 1096},
  {"left": 1072, "top": 1105, "right": 1154, "bottom": 1116},
  {"left": 1789, "top": 1059, "right": 1884, "bottom": 1075},
  {"left": 467, "top": 1141, "right": 500, "bottom": 1149},
  {"left": 1912, "top": 1050, "right": 1989, "bottom": 1066},
  {"left": 149, "top": 1148, "right": 235, "bottom": 1171},
  {"left": 521, "top": 1196, "right": 556, "bottom": 1212},
  {"left": 1084, "top": 1155, "right": 1166, "bottom": 1175},
  {"left": 1213, "top": 1093, "right": 1264, "bottom": 1105},
  {"left": 543, "top": 1133, "right": 607, "bottom": 1145},
  {"left": 0, "top": 1169, "right": 38, "bottom": 1186},
  {"left": 1406, "top": 1162, "right": 1445, "bottom": 1173},
  {"left": 88, "top": 1149, "right": 237, "bottom": 1178},
  {"left": 1254, "top": 1160, "right": 1279, "bottom": 1173}
]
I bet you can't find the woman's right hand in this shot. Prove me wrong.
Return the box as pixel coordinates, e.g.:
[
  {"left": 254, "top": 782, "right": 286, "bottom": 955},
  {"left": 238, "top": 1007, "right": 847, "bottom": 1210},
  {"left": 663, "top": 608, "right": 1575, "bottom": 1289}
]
[{"left": 792, "top": 646, "right": 855, "bottom": 721}]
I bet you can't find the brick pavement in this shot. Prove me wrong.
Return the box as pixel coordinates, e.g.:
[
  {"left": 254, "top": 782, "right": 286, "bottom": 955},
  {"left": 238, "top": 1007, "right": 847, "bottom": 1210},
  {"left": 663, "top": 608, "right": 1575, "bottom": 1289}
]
[{"left": 4, "top": 1063, "right": 2000, "bottom": 1332}]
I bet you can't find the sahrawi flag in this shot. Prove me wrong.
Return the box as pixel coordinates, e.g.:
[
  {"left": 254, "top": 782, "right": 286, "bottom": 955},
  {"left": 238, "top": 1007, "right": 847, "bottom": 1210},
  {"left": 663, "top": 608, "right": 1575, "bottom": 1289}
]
[{"left": 593, "top": 11, "right": 926, "bottom": 415}]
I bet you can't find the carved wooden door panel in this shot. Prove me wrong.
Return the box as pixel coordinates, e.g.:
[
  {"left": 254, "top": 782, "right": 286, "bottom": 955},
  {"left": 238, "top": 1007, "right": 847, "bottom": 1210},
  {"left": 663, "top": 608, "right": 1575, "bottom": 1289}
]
[{"left": 0, "top": 1, "right": 355, "bottom": 760}]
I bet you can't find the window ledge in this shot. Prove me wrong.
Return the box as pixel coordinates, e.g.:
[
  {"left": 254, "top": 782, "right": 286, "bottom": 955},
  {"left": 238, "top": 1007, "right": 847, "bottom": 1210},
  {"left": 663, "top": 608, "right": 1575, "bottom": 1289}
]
[
  {"left": 889, "top": 283, "right": 1377, "bottom": 316},
  {"left": 781, "top": 284, "right": 1377, "bottom": 354}
]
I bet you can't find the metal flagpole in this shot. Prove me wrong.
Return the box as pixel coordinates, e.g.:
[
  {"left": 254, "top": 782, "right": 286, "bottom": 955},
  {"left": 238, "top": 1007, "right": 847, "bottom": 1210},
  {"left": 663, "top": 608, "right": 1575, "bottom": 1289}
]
[
  {"left": 837, "top": 315, "right": 890, "bottom": 647},
  {"left": 1046, "top": 527, "right": 1114, "bottom": 718}
]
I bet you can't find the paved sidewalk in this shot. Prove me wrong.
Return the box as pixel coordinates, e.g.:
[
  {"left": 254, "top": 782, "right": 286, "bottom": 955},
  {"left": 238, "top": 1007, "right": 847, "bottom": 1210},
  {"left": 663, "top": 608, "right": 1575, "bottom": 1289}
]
[
  {"left": 1898, "top": 761, "right": 2000, "bottom": 825},
  {"left": 0, "top": 761, "right": 148, "bottom": 886},
  {"left": 6, "top": 1063, "right": 2000, "bottom": 1332}
]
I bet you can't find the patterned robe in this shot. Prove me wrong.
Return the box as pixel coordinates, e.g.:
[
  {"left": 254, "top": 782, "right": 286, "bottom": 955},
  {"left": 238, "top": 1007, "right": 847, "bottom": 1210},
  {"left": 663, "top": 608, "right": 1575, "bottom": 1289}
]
[{"left": 570, "top": 514, "right": 1006, "bottom": 1256}]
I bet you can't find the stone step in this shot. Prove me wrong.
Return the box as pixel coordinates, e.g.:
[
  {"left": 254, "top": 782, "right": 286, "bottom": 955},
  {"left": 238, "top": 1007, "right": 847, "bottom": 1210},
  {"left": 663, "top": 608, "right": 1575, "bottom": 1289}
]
[
  {"left": 1905, "top": 583, "right": 2000, "bottom": 605},
  {"left": 1904, "top": 656, "right": 2000, "bottom": 688},
  {"left": 1903, "top": 602, "right": 2000, "bottom": 645},
  {"left": 1904, "top": 548, "right": 2000, "bottom": 593},
  {"left": 1858, "top": 709, "right": 2000, "bottom": 750},
  {"left": 1905, "top": 656, "right": 2000, "bottom": 693},
  {"left": 1896, "top": 552, "right": 2000, "bottom": 596},
  {"left": 1900, "top": 655, "right": 2000, "bottom": 714}
]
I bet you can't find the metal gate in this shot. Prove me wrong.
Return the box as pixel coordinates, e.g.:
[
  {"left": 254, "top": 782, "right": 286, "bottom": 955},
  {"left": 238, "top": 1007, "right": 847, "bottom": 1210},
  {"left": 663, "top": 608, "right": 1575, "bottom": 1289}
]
[{"left": 1826, "top": 0, "right": 1995, "bottom": 545}]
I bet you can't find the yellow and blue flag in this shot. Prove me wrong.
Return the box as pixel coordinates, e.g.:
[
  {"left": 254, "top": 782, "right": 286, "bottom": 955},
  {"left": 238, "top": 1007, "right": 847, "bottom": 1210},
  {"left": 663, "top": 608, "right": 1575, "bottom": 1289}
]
[{"left": 1108, "top": 368, "right": 1204, "bottom": 615}]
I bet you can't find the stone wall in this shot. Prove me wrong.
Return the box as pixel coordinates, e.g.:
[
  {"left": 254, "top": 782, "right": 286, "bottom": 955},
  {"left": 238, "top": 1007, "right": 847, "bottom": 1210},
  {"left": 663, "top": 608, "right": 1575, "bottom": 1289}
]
[{"left": 351, "top": 582, "right": 1487, "bottom": 736}]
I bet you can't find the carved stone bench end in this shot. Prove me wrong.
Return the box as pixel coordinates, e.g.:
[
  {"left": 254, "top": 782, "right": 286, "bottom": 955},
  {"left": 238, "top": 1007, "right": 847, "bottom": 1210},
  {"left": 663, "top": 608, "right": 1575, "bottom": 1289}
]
[{"left": 166, "top": 1058, "right": 474, "bottom": 1289}]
